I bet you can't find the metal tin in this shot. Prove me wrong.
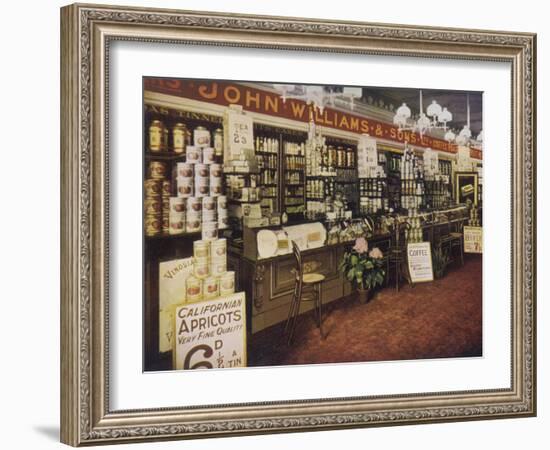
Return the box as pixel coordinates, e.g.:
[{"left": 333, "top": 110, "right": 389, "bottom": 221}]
[
  {"left": 218, "top": 215, "right": 229, "bottom": 229},
  {"left": 195, "top": 164, "right": 210, "bottom": 178},
  {"left": 185, "top": 275, "right": 202, "bottom": 302},
  {"left": 209, "top": 185, "right": 223, "bottom": 197},
  {"left": 202, "top": 196, "right": 216, "bottom": 212},
  {"left": 144, "top": 198, "right": 162, "bottom": 215},
  {"left": 162, "top": 216, "right": 169, "bottom": 234},
  {"left": 176, "top": 177, "right": 194, "bottom": 198},
  {"left": 203, "top": 276, "right": 219, "bottom": 300},
  {"left": 219, "top": 271, "right": 235, "bottom": 296},
  {"left": 217, "top": 195, "right": 228, "bottom": 210},
  {"left": 193, "top": 240, "right": 211, "bottom": 259},
  {"left": 162, "top": 180, "right": 171, "bottom": 197},
  {"left": 193, "top": 126, "right": 211, "bottom": 147},
  {"left": 144, "top": 179, "right": 162, "bottom": 197},
  {"left": 144, "top": 214, "right": 161, "bottom": 236},
  {"left": 186, "top": 216, "right": 202, "bottom": 233},
  {"left": 185, "top": 146, "right": 201, "bottom": 164},
  {"left": 213, "top": 128, "right": 224, "bottom": 156},
  {"left": 169, "top": 197, "right": 186, "bottom": 213},
  {"left": 169, "top": 213, "right": 185, "bottom": 235},
  {"left": 211, "top": 238, "right": 227, "bottom": 258},
  {"left": 202, "top": 147, "right": 215, "bottom": 164},
  {"left": 186, "top": 197, "right": 202, "bottom": 213},
  {"left": 201, "top": 221, "right": 218, "bottom": 241},
  {"left": 202, "top": 210, "right": 217, "bottom": 223},
  {"left": 149, "top": 161, "right": 167, "bottom": 179},
  {"left": 172, "top": 123, "right": 188, "bottom": 154},
  {"left": 148, "top": 120, "right": 163, "bottom": 152},
  {"left": 210, "top": 163, "right": 223, "bottom": 178},
  {"left": 210, "top": 258, "right": 227, "bottom": 276},
  {"left": 193, "top": 257, "right": 210, "bottom": 279},
  {"left": 195, "top": 178, "right": 210, "bottom": 197},
  {"left": 176, "top": 162, "right": 194, "bottom": 178}
]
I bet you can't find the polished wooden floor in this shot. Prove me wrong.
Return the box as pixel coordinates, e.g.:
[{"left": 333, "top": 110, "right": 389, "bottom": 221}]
[{"left": 248, "top": 254, "right": 483, "bottom": 367}]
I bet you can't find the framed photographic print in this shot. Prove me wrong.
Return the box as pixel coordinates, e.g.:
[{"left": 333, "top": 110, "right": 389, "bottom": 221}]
[{"left": 60, "top": 3, "right": 536, "bottom": 446}]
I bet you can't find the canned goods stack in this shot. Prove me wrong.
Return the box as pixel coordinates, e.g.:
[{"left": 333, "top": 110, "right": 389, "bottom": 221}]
[
  {"left": 168, "top": 196, "right": 186, "bottom": 235},
  {"left": 218, "top": 195, "right": 228, "bottom": 229},
  {"left": 161, "top": 180, "right": 171, "bottom": 234},
  {"left": 210, "top": 163, "right": 223, "bottom": 196},
  {"left": 186, "top": 197, "right": 202, "bottom": 233},
  {"left": 184, "top": 238, "right": 235, "bottom": 303},
  {"left": 201, "top": 196, "right": 218, "bottom": 240},
  {"left": 144, "top": 179, "right": 162, "bottom": 236}
]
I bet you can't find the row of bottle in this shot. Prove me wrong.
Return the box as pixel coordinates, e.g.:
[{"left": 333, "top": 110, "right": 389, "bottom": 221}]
[
  {"left": 284, "top": 141, "right": 305, "bottom": 156},
  {"left": 359, "top": 177, "right": 386, "bottom": 197},
  {"left": 257, "top": 153, "right": 277, "bottom": 170},
  {"left": 285, "top": 154, "right": 305, "bottom": 170},
  {"left": 306, "top": 179, "right": 335, "bottom": 199},
  {"left": 255, "top": 136, "right": 279, "bottom": 154}
]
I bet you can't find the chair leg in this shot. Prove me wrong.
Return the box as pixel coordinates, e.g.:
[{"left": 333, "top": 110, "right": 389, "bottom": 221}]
[
  {"left": 316, "top": 283, "right": 324, "bottom": 339},
  {"left": 287, "top": 282, "right": 303, "bottom": 345},
  {"left": 284, "top": 281, "right": 299, "bottom": 336}
]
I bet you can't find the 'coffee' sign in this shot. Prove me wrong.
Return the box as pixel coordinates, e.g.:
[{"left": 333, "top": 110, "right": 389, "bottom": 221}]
[
  {"left": 173, "top": 292, "right": 246, "bottom": 370},
  {"left": 407, "top": 242, "right": 434, "bottom": 283}
]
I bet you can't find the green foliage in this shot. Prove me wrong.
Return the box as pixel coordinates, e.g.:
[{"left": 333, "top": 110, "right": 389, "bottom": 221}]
[
  {"left": 432, "top": 245, "right": 451, "bottom": 279},
  {"left": 339, "top": 248, "right": 385, "bottom": 291}
]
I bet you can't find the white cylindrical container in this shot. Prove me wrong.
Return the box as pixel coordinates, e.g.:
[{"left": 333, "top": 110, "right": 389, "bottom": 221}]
[
  {"left": 168, "top": 213, "right": 185, "bottom": 235},
  {"left": 185, "top": 214, "right": 201, "bottom": 233},
  {"left": 176, "top": 162, "right": 194, "bottom": 178},
  {"left": 193, "top": 257, "right": 210, "bottom": 279},
  {"left": 185, "top": 146, "right": 201, "bottom": 164},
  {"left": 217, "top": 195, "right": 228, "bottom": 210},
  {"left": 201, "top": 196, "right": 216, "bottom": 213},
  {"left": 219, "top": 271, "right": 235, "bottom": 296},
  {"left": 211, "top": 238, "right": 227, "bottom": 259},
  {"left": 193, "top": 240, "right": 211, "bottom": 259},
  {"left": 203, "top": 276, "right": 219, "bottom": 300},
  {"left": 186, "top": 197, "right": 202, "bottom": 214},
  {"left": 210, "top": 163, "right": 223, "bottom": 178},
  {"left": 193, "top": 126, "right": 211, "bottom": 148},
  {"left": 176, "top": 177, "right": 194, "bottom": 198},
  {"left": 185, "top": 275, "right": 202, "bottom": 302},
  {"left": 169, "top": 196, "right": 186, "bottom": 214},
  {"left": 201, "top": 221, "right": 218, "bottom": 241},
  {"left": 202, "top": 147, "right": 215, "bottom": 165},
  {"left": 210, "top": 258, "right": 227, "bottom": 277},
  {"left": 202, "top": 209, "right": 217, "bottom": 223},
  {"left": 195, "top": 178, "right": 210, "bottom": 197}
]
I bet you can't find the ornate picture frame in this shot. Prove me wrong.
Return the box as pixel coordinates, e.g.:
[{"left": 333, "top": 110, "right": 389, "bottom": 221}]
[{"left": 60, "top": 3, "right": 536, "bottom": 446}]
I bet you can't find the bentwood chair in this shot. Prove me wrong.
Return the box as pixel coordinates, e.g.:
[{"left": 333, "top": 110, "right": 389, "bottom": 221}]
[
  {"left": 437, "top": 220, "right": 464, "bottom": 266},
  {"left": 284, "top": 241, "right": 326, "bottom": 345},
  {"left": 387, "top": 220, "right": 408, "bottom": 292}
]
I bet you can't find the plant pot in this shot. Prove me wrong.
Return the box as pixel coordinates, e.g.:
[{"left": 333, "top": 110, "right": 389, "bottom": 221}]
[{"left": 357, "top": 288, "right": 370, "bottom": 304}]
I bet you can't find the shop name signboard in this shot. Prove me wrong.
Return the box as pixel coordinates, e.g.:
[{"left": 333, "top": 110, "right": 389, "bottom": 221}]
[
  {"left": 173, "top": 292, "right": 246, "bottom": 370},
  {"left": 463, "top": 226, "right": 483, "bottom": 253},
  {"left": 159, "top": 257, "right": 194, "bottom": 353},
  {"left": 407, "top": 242, "right": 434, "bottom": 283},
  {"left": 144, "top": 79, "right": 483, "bottom": 158}
]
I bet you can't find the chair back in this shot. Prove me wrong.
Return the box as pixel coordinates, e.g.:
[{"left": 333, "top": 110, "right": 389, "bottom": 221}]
[{"left": 291, "top": 241, "right": 303, "bottom": 281}]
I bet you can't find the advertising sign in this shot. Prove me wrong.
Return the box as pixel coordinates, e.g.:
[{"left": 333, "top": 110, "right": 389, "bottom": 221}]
[
  {"left": 464, "top": 226, "right": 483, "bottom": 253},
  {"left": 407, "top": 242, "right": 434, "bottom": 283},
  {"left": 173, "top": 292, "right": 246, "bottom": 370},
  {"left": 158, "top": 257, "right": 194, "bottom": 353}
]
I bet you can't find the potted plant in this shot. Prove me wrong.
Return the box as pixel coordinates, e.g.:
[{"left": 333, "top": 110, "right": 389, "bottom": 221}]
[{"left": 339, "top": 237, "right": 385, "bottom": 304}]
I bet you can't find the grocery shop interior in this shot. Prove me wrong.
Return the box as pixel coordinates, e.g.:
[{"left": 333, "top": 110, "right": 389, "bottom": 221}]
[{"left": 143, "top": 78, "right": 483, "bottom": 372}]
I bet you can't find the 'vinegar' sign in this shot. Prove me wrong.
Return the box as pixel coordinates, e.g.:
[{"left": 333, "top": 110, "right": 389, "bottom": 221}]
[
  {"left": 463, "top": 226, "right": 483, "bottom": 253},
  {"left": 407, "top": 242, "right": 434, "bottom": 283},
  {"left": 159, "top": 258, "right": 194, "bottom": 353},
  {"left": 173, "top": 292, "right": 246, "bottom": 370}
]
